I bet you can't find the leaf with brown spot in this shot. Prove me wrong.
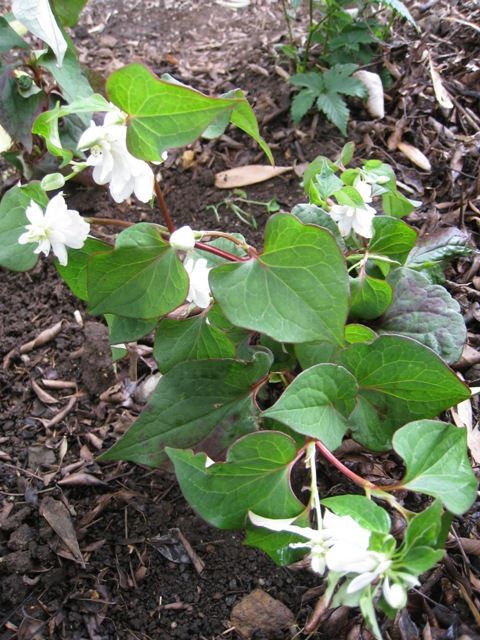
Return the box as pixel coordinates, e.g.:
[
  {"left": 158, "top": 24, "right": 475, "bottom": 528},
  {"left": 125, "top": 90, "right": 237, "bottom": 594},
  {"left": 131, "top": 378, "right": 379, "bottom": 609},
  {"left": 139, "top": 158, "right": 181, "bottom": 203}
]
[{"left": 39, "top": 496, "right": 84, "bottom": 566}]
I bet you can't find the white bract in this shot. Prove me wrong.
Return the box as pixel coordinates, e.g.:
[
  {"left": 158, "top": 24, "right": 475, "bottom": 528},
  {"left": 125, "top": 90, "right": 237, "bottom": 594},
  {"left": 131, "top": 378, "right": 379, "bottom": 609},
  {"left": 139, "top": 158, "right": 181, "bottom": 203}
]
[
  {"left": 12, "top": 0, "right": 67, "bottom": 66},
  {"left": 169, "top": 226, "right": 196, "bottom": 252},
  {"left": 184, "top": 257, "right": 212, "bottom": 309},
  {"left": 249, "top": 509, "right": 372, "bottom": 577},
  {"left": 329, "top": 176, "right": 377, "bottom": 238},
  {"left": 18, "top": 193, "right": 90, "bottom": 266},
  {"left": 77, "top": 111, "right": 154, "bottom": 204}
]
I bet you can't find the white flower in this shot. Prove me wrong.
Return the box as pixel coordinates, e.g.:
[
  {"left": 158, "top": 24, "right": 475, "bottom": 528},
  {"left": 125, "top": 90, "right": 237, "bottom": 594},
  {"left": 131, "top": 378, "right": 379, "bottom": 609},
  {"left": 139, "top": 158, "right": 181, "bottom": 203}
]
[
  {"left": 382, "top": 578, "right": 407, "bottom": 609},
  {"left": 328, "top": 175, "right": 377, "bottom": 238},
  {"left": 169, "top": 226, "right": 196, "bottom": 252},
  {"left": 344, "top": 553, "right": 392, "bottom": 593},
  {"left": 184, "top": 257, "right": 212, "bottom": 309},
  {"left": 77, "top": 111, "right": 154, "bottom": 204},
  {"left": 12, "top": 0, "right": 67, "bottom": 66},
  {"left": 18, "top": 193, "right": 90, "bottom": 266},
  {"left": 249, "top": 509, "right": 372, "bottom": 577}
]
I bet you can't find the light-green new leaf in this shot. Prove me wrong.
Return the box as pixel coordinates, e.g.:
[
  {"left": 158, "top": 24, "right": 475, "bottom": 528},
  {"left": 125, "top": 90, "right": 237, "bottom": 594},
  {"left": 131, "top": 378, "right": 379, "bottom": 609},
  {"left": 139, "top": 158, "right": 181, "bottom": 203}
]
[
  {"left": 100, "top": 351, "right": 272, "bottom": 467},
  {"left": 262, "top": 364, "right": 357, "bottom": 450},
  {"left": 166, "top": 431, "right": 304, "bottom": 529},
  {"left": 393, "top": 420, "right": 477, "bottom": 515},
  {"left": 210, "top": 214, "right": 349, "bottom": 344},
  {"left": 106, "top": 64, "right": 272, "bottom": 162}
]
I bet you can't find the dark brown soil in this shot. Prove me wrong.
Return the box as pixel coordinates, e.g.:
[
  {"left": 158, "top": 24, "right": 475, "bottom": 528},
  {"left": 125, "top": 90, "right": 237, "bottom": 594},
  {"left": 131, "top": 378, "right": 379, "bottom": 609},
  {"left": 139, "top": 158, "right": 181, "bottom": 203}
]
[{"left": 1, "top": 1, "right": 480, "bottom": 639}]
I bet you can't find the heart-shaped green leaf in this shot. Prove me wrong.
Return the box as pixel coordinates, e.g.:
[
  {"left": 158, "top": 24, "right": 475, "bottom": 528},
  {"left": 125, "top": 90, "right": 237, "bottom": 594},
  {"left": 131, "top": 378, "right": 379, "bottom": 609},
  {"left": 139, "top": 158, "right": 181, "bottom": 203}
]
[
  {"left": 210, "top": 214, "right": 348, "bottom": 344},
  {"left": 262, "top": 364, "right": 357, "bottom": 450},
  {"left": 100, "top": 351, "right": 272, "bottom": 466},
  {"left": 154, "top": 316, "right": 236, "bottom": 373},
  {"left": 393, "top": 420, "right": 477, "bottom": 515},
  {"left": 379, "top": 269, "right": 466, "bottom": 364},
  {"left": 349, "top": 275, "right": 393, "bottom": 321},
  {"left": 56, "top": 237, "right": 111, "bottom": 300},
  {"left": 322, "top": 495, "right": 391, "bottom": 534},
  {"left": 338, "top": 335, "right": 470, "bottom": 450},
  {"left": 166, "top": 430, "right": 304, "bottom": 528},
  {"left": 87, "top": 224, "right": 187, "bottom": 318}
]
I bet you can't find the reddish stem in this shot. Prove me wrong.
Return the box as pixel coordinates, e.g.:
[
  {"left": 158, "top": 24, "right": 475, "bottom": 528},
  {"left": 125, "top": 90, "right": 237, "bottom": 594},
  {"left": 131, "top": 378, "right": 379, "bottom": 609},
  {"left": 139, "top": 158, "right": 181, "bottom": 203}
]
[
  {"left": 315, "top": 440, "right": 378, "bottom": 491},
  {"left": 154, "top": 179, "right": 175, "bottom": 233},
  {"left": 195, "top": 241, "right": 247, "bottom": 263}
]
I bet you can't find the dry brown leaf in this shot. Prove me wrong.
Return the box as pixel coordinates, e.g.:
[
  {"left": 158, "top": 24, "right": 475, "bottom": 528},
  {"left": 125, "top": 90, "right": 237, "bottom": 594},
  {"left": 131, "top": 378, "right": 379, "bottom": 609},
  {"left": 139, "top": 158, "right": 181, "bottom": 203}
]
[
  {"left": 451, "top": 396, "right": 480, "bottom": 465},
  {"left": 58, "top": 472, "right": 108, "bottom": 487},
  {"left": 31, "top": 379, "right": 58, "bottom": 404},
  {"left": 40, "top": 496, "right": 85, "bottom": 566},
  {"left": 397, "top": 142, "right": 432, "bottom": 172},
  {"left": 215, "top": 165, "right": 292, "bottom": 189},
  {"left": 20, "top": 320, "right": 64, "bottom": 354},
  {"left": 353, "top": 70, "right": 385, "bottom": 119},
  {"left": 231, "top": 589, "right": 295, "bottom": 639},
  {"left": 428, "top": 54, "right": 454, "bottom": 110}
]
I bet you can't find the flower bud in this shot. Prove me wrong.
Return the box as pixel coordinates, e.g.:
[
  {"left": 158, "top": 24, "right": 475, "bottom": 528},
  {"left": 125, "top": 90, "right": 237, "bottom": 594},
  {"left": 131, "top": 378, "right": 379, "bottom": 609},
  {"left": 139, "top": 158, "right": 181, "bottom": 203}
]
[
  {"left": 382, "top": 578, "right": 407, "bottom": 609},
  {"left": 41, "top": 173, "right": 66, "bottom": 191},
  {"left": 169, "top": 225, "right": 196, "bottom": 252}
]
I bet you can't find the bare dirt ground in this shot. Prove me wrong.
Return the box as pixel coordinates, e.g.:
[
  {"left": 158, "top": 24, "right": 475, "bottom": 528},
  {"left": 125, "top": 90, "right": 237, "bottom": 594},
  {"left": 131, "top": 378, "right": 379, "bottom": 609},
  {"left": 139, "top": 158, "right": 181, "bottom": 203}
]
[{"left": 1, "top": 1, "right": 480, "bottom": 638}]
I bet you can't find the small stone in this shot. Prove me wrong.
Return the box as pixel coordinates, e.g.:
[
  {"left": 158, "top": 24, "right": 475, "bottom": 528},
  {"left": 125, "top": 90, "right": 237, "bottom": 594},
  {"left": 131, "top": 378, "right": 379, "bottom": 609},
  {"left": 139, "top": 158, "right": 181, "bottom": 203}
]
[
  {"left": 7, "top": 524, "right": 35, "bottom": 551},
  {"left": 231, "top": 589, "right": 295, "bottom": 640},
  {"left": 100, "top": 34, "right": 118, "bottom": 48},
  {"left": 0, "top": 550, "right": 33, "bottom": 574}
]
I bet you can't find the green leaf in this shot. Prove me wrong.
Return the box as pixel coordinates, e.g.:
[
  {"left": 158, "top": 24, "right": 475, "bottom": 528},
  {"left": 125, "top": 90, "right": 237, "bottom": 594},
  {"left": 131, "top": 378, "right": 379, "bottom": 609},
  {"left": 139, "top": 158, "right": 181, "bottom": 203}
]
[
  {"left": 345, "top": 324, "right": 376, "bottom": 344},
  {"left": 349, "top": 275, "right": 393, "bottom": 321},
  {"left": 166, "top": 430, "right": 304, "bottom": 528},
  {"left": 291, "top": 204, "right": 344, "bottom": 244},
  {"left": 339, "top": 141, "right": 355, "bottom": 166},
  {"left": 322, "top": 64, "right": 367, "bottom": 98},
  {"left": 305, "top": 158, "right": 345, "bottom": 202},
  {"left": 369, "top": 216, "right": 417, "bottom": 265},
  {"left": 210, "top": 214, "right": 349, "bottom": 344},
  {"left": 381, "top": 0, "right": 418, "bottom": 28},
  {"left": 0, "top": 183, "right": 47, "bottom": 271},
  {"left": 338, "top": 335, "right": 470, "bottom": 450},
  {"left": 154, "top": 316, "right": 236, "bottom": 373},
  {"left": 0, "top": 17, "right": 28, "bottom": 51},
  {"left": 291, "top": 88, "right": 316, "bottom": 123},
  {"left": 379, "top": 268, "right": 466, "bottom": 364},
  {"left": 382, "top": 189, "right": 416, "bottom": 218},
  {"left": 393, "top": 420, "right": 477, "bottom": 515},
  {"left": 289, "top": 72, "right": 324, "bottom": 92},
  {"left": 406, "top": 227, "right": 471, "bottom": 271},
  {"left": 32, "top": 93, "right": 111, "bottom": 164},
  {"left": 100, "top": 352, "right": 272, "bottom": 467},
  {"left": 228, "top": 89, "right": 273, "bottom": 164},
  {"left": 38, "top": 42, "right": 93, "bottom": 111},
  {"left": 316, "top": 92, "right": 350, "bottom": 135},
  {"left": 360, "top": 588, "right": 382, "bottom": 640},
  {"left": 50, "top": 0, "right": 88, "bottom": 26},
  {"left": 0, "top": 66, "right": 45, "bottom": 151},
  {"left": 402, "top": 500, "right": 443, "bottom": 552},
  {"left": 105, "top": 315, "right": 157, "bottom": 344},
  {"left": 322, "top": 495, "right": 391, "bottom": 534},
  {"left": 263, "top": 364, "right": 358, "bottom": 450},
  {"left": 245, "top": 509, "right": 311, "bottom": 566},
  {"left": 87, "top": 224, "right": 188, "bottom": 318},
  {"left": 294, "top": 341, "right": 339, "bottom": 369},
  {"left": 107, "top": 64, "right": 268, "bottom": 162},
  {"left": 55, "top": 237, "right": 110, "bottom": 300},
  {"left": 398, "top": 546, "right": 444, "bottom": 574}
]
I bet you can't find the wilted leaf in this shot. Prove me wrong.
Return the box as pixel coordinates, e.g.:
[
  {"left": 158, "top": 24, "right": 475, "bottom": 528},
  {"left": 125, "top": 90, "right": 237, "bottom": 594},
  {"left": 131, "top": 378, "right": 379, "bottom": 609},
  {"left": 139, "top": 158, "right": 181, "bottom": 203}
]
[{"left": 215, "top": 165, "right": 292, "bottom": 189}]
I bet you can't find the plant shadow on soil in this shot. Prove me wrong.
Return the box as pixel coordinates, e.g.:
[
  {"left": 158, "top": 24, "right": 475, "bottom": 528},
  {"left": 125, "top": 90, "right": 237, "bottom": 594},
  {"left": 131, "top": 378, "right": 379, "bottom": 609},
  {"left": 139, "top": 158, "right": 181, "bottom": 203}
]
[{"left": 1, "top": 0, "right": 480, "bottom": 638}]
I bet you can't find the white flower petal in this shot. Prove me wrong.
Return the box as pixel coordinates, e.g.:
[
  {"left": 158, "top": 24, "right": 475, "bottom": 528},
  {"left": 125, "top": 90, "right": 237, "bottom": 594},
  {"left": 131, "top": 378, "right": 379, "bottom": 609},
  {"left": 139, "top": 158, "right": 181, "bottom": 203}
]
[
  {"left": 382, "top": 578, "right": 407, "bottom": 609},
  {"left": 351, "top": 204, "right": 376, "bottom": 238},
  {"left": 25, "top": 201, "right": 45, "bottom": 225},
  {"left": 169, "top": 226, "right": 196, "bottom": 252},
  {"left": 346, "top": 571, "right": 378, "bottom": 594}
]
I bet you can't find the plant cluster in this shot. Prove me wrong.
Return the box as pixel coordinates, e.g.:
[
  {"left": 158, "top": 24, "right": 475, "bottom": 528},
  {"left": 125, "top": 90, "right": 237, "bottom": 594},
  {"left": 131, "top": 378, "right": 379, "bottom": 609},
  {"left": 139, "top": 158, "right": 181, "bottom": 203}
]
[
  {"left": 280, "top": 0, "right": 417, "bottom": 132},
  {"left": 0, "top": 2, "right": 477, "bottom": 638}
]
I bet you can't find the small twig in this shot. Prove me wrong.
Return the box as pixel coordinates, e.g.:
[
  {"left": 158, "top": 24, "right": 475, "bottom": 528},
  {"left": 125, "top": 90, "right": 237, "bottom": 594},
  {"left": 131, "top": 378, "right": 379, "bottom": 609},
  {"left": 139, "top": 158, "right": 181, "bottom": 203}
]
[
  {"left": 172, "top": 528, "right": 205, "bottom": 575},
  {"left": 88, "top": 216, "right": 133, "bottom": 228}
]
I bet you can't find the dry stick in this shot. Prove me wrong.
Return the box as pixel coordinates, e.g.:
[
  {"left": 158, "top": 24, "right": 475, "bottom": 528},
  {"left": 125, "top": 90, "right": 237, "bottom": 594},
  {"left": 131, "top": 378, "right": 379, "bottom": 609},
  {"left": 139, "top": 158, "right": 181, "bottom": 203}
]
[
  {"left": 88, "top": 217, "right": 133, "bottom": 228},
  {"left": 154, "top": 179, "right": 175, "bottom": 233}
]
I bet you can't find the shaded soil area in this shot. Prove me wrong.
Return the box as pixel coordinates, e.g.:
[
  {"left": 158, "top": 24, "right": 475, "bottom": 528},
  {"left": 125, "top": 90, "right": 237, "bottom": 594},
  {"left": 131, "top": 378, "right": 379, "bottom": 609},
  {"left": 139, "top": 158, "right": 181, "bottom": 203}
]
[{"left": 1, "top": 1, "right": 480, "bottom": 639}]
